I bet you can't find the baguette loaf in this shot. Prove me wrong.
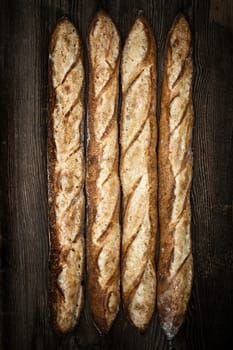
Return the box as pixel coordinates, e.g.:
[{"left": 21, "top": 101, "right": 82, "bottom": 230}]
[
  {"left": 157, "top": 14, "right": 193, "bottom": 340},
  {"left": 86, "top": 11, "right": 121, "bottom": 333},
  {"left": 120, "top": 17, "right": 157, "bottom": 331},
  {"left": 48, "top": 18, "right": 85, "bottom": 333}
]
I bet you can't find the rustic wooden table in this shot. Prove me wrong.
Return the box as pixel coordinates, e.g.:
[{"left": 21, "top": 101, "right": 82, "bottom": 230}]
[{"left": 1, "top": 0, "right": 233, "bottom": 349}]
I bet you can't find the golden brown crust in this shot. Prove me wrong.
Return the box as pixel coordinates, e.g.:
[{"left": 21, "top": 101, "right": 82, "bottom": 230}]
[
  {"left": 48, "top": 18, "right": 85, "bottom": 333},
  {"left": 86, "top": 11, "right": 121, "bottom": 333},
  {"left": 157, "top": 14, "right": 193, "bottom": 340},
  {"left": 120, "top": 16, "right": 157, "bottom": 331}
]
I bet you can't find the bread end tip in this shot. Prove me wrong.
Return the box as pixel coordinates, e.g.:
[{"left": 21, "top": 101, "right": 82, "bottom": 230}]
[{"left": 173, "top": 12, "right": 190, "bottom": 31}]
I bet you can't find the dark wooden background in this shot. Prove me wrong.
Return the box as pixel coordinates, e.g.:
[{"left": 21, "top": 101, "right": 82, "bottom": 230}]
[{"left": 1, "top": 0, "right": 233, "bottom": 349}]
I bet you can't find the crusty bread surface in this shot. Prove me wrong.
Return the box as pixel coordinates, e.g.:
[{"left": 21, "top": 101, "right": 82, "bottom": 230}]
[
  {"left": 157, "top": 14, "right": 194, "bottom": 340},
  {"left": 86, "top": 11, "right": 121, "bottom": 333},
  {"left": 48, "top": 18, "right": 85, "bottom": 333},
  {"left": 120, "top": 16, "right": 157, "bottom": 331}
]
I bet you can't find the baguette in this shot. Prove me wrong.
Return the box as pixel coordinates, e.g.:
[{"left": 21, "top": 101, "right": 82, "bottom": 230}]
[
  {"left": 157, "top": 14, "right": 193, "bottom": 340},
  {"left": 120, "top": 17, "right": 157, "bottom": 331},
  {"left": 86, "top": 11, "right": 121, "bottom": 333},
  {"left": 48, "top": 18, "right": 85, "bottom": 333}
]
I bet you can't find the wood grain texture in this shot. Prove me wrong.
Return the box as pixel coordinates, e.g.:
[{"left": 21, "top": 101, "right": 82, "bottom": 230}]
[{"left": 1, "top": 0, "right": 233, "bottom": 349}]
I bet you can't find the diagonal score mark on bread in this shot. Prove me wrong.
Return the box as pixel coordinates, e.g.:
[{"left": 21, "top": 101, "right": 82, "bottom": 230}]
[
  {"left": 48, "top": 18, "right": 85, "bottom": 333},
  {"left": 120, "top": 17, "right": 158, "bottom": 331},
  {"left": 86, "top": 11, "right": 121, "bottom": 333},
  {"left": 157, "top": 14, "right": 194, "bottom": 340}
]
